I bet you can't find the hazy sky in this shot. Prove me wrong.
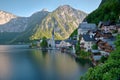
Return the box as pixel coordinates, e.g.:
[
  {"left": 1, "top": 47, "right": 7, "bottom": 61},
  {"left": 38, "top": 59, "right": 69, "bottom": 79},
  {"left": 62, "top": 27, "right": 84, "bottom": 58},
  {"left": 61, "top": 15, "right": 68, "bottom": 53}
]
[{"left": 0, "top": 0, "right": 101, "bottom": 17}]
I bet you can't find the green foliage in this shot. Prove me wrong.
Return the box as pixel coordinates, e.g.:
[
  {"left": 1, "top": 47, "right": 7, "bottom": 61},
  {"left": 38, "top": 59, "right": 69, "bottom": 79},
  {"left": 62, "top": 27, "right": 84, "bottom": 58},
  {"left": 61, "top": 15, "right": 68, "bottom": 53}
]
[
  {"left": 75, "top": 40, "right": 91, "bottom": 59},
  {"left": 75, "top": 58, "right": 91, "bottom": 66},
  {"left": 75, "top": 42, "right": 81, "bottom": 55},
  {"left": 80, "top": 34, "right": 120, "bottom": 80},
  {"left": 79, "top": 50, "right": 91, "bottom": 59},
  {"left": 92, "top": 44, "right": 98, "bottom": 50},
  {"left": 115, "top": 34, "right": 120, "bottom": 47},
  {"left": 100, "top": 56, "right": 108, "bottom": 63},
  {"left": 40, "top": 37, "right": 48, "bottom": 48},
  {"left": 86, "top": 0, "right": 120, "bottom": 24},
  {"left": 112, "top": 30, "right": 118, "bottom": 33}
]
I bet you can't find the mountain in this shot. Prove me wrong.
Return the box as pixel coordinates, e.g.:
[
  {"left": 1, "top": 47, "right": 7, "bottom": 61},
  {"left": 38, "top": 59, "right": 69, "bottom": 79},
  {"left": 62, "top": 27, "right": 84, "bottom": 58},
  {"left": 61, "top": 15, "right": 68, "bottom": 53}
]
[
  {"left": 0, "top": 9, "right": 49, "bottom": 33},
  {"left": 86, "top": 0, "right": 120, "bottom": 24},
  {"left": 14, "top": 10, "right": 49, "bottom": 42},
  {"left": 0, "top": 5, "right": 87, "bottom": 44},
  {"left": 0, "top": 10, "right": 29, "bottom": 32},
  {"left": 30, "top": 5, "right": 87, "bottom": 40},
  {"left": 14, "top": 5, "right": 87, "bottom": 42},
  {"left": 0, "top": 9, "right": 49, "bottom": 44},
  {"left": 0, "top": 11, "right": 17, "bottom": 25},
  {"left": 0, "top": 17, "right": 28, "bottom": 32}
]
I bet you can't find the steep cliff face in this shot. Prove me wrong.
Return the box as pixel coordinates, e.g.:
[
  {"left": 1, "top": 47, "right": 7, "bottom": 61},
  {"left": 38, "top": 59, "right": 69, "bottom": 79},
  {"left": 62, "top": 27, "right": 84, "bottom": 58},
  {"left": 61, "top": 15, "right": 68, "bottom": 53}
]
[{"left": 86, "top": 0, "right": 120, "bottom": 24}]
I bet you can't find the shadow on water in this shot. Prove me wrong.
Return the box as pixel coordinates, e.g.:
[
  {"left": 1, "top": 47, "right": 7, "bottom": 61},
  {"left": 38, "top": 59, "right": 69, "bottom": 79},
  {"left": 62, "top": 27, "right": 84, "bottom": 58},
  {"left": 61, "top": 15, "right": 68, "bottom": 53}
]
[
  {"left": 75, "top": 58, "right": 92, "bottom": 66},
  {"left": 41, "top": 49, "right": 48, "bottom": 57}
]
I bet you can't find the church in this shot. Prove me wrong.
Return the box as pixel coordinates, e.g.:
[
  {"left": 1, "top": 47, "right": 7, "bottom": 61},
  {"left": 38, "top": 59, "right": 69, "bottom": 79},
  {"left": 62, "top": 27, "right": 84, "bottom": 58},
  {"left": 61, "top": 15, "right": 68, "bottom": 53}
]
[{"left": 47, "top": 27, "right": 55, "bottom": 49}]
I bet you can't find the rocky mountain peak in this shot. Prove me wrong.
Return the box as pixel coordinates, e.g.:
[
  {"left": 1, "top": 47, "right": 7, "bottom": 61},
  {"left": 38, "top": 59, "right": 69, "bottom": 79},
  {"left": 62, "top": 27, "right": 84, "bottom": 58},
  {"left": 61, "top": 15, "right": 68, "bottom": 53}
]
[
  {"left": 57, "top": 5, "right": 73, "bottom": 11},
  {"left": 59, "top": 5, "right": 71, "bottom": 8},
  {"left": 55, "top": 5, "right": 86, "bottom": 16},
  {"left": 41, "top": 8, "right": 48, "bottom": 12},
  {"left": 30, "top": 9, "right": 49, "bottom": 18},
  {"left": 0, "top": 10, "right": 17, "bottom": 25}
]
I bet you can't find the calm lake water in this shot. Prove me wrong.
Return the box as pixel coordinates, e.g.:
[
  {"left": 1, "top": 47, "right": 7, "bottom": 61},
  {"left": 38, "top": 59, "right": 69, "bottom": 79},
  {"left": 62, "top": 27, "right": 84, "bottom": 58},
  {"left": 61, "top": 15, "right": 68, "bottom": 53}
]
[{"left": 0, "top": 45, "right": 91, "bottom": 80}]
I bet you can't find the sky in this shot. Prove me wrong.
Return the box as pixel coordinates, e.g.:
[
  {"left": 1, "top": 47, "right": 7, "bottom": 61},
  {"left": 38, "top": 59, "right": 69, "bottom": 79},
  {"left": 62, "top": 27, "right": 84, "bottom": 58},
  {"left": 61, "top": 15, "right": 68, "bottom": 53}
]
[{"left": 0, "top": 0, "right": 101, "bottom": 17}]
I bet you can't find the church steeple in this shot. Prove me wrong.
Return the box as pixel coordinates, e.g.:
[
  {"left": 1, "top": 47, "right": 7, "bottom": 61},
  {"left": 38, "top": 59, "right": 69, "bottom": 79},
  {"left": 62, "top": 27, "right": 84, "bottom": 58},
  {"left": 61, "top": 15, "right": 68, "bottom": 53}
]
[
  {"left": 52, "top": 27, "right": 54, "bottom": 37},
  {"left": 51, "top": 26, "right": 55, "bottom": 49}
]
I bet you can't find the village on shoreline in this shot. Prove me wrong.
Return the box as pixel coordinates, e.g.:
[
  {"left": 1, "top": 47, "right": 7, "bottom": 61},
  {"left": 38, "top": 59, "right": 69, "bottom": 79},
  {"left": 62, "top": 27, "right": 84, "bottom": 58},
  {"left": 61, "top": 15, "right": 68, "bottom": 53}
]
[{"left": 30, "top": 16, "right": 120, "bottom": 66}]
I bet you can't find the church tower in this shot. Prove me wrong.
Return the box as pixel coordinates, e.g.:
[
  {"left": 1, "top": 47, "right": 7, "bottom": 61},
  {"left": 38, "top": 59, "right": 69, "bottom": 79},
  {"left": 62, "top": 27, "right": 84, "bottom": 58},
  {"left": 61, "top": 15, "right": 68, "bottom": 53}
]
[{"left": 51, "top": 27, "right": 55, "bottom": 49}]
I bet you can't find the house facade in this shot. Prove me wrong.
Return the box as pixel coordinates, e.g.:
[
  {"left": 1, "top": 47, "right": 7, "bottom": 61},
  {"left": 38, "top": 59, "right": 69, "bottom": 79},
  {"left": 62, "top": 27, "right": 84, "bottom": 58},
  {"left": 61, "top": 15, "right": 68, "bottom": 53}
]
[
  {"left": 98, "top": 21, "right": 117, "bottom": 33},
  {"left": 80, "top": 33, "right": 96, "bottom": 51},
  {"left": 96, "top": 40, "right": 114, "bottom": 55}
]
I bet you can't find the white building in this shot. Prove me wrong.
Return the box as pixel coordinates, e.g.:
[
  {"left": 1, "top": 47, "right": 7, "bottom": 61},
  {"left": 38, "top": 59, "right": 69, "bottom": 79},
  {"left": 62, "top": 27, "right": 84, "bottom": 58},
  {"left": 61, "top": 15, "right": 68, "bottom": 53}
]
[
  {"left": 80, "top": 34, "right": 96, "bottom": 51},
  {"left": 59, "top": 40, "right": 72, "bottom": 47},
  {"left": 98, "top": 21, "right": 116, "bottom": 33}
]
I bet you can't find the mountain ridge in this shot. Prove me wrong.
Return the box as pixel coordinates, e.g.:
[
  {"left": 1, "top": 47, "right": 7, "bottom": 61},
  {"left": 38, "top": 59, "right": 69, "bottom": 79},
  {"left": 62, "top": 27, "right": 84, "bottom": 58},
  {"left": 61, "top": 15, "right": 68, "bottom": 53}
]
[
  {"left": 0, "top": 5, "right": 87, "bottom": 44},
  {"left": 30, "top": 5, "right": 87, "bottom": 40}
]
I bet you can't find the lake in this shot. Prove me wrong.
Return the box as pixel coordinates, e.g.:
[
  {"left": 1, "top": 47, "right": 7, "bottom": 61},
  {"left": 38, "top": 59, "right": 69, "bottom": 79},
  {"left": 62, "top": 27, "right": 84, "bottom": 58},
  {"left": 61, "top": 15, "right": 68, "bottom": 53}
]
[{"left": 0, "top": 45, "right": 91, "bottom": 80}]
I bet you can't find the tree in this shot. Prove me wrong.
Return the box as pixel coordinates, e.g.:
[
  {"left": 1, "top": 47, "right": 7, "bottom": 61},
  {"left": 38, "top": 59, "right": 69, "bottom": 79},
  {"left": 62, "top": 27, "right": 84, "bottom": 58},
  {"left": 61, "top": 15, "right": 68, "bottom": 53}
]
[
  {"left": 92, "top": 44, "right": 98, "bottom": 50},
  {"left": 115, "top": 34, "right": 120, "bottom": 47},
  {"left": 86, "top": 0, "right": 120, "bottom": 24},
  {"left": 79, "top": 50, "right": 91, "bottom": 58},
  {"left": 75, "top": 42, "right": 80, "bottom": 55},
  {"left": 40, "top": 37, "right": 48, "bottom": 48},
  {"left": 100, "top": 56, "right": 108, "bottom": 63}
]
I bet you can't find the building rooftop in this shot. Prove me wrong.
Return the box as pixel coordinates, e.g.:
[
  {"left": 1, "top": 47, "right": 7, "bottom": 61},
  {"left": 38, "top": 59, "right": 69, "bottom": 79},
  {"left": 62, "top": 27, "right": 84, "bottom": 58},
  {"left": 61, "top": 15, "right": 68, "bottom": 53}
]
[
  {"left": 98, "top": 21, "right": 116, "bottom": 27},
  {"left": 102, "top": 37, "right": 116, "bottom": 49},
  {"left": 78, "top": 23, "right": 97, "bottom": 29},
  {"left": 82, "top": 34, "right": 96, "bottom": 41}
]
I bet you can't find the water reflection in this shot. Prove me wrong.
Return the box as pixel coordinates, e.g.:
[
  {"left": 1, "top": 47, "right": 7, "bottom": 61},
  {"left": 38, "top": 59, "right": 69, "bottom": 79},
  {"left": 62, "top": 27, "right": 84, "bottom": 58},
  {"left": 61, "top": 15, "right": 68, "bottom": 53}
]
[
  {"left": 0, "top": 45, "right": 91, "bottom": 80},
  {"left": 0, "top": 53, "right": 11, "bottom": 80}
]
